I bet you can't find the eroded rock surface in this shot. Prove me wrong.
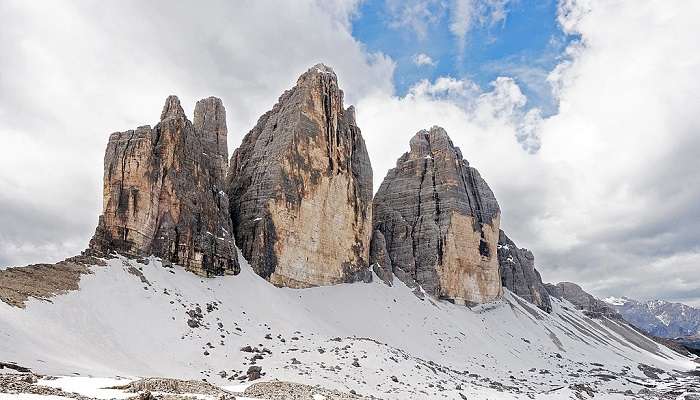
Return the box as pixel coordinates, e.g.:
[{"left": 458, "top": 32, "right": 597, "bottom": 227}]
[
  {"left": 546, "top": 282, "right": 619, "bottom": 318},
  {"left": 369, "top": 230, "right": 393, "bottom": 286},
  {"left": 226, "top": 64, "right": 373, "bottom": 287},
  {"left": 371, "top": 126, "right": 502, "bottom": 304},
  {"left": 0, "top": 255, "right": 104, "bottom": 308},
  {"left": 89, "top": 96, "right": 239, "bottom": 277},
  {"left": 498, "top": 230, "right": 552, "bottom": 312}
]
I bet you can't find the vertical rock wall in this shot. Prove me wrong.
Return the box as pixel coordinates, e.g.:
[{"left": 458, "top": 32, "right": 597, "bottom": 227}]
[
  {"left": 226, "top": 64, "right": 373, "bottom": 287},
  {"left": 371, "top": 126, "right": 502, "bottom": 304},
  {"left": 89, "top": 96, "right": 239, "bottom": 276},
  {"left": 497, "top": 230, "right": 552, "bottom": 312}
]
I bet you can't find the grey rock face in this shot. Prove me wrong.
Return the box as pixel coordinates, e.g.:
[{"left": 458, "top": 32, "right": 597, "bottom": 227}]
[
  {"left": 226, "top": 64, "right": 373, "bottom": 288},
  {"left": 372, "top": 126, "right": 502, "bottom": 304},
  {"left": 370, "top": 230, "right": 393, "bottom": 286},
  {"left": 545, "top": 282, "right": 619, "bottom": 318},
  {"left": 497, "top": 230, "right": 552, "bottom": 312},
  {"left": 89, "top": 96, "right": 239, "bottom": 276}
]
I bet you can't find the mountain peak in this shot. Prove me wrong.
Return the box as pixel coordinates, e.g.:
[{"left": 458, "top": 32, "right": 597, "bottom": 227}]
[
  {"left": 296, "top": 63, "right": 338, "bottom": 85},
  {"left": 89, "top": 95, "right": 239, "bottom": 276},
  {"left": 372, "top": 126, "right": 502, "bottom": 304},
  {"left": 160, "top": 95, "right": 185, "bottom": 121},
  {"left": 226, "top": 60, "right": 372, "bottom": 288}
]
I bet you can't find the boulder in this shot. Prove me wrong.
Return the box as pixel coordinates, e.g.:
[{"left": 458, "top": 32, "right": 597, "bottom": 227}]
[
  {"left": 89, "top": 96, "right": 239, "bottom": 276},
  {"left": 497, "top": 230, "right": 552, "bottom": 312},
  {"left": 371, "top": 126, "right": 502, "bottom": 304},
  {"left": 226, "top": 64, "right": 373, "bottom": 287}
]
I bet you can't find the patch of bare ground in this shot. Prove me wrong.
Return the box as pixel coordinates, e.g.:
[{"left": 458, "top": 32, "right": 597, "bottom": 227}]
[
  {"left": 109, "top": 377, "right": 234, "bottom": 398},
  {"left": 0, "top": 254, "right": 105, "bottom": 308},
  {"left": 243, "top": 380, "right": 370, "bottom": 400},
  {"left": 0, "top": 373, "right": 93, "bottom": 399}
]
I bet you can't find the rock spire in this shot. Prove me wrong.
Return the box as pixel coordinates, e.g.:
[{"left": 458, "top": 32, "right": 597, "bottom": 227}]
[
  {"left": 371, "top": 126, "right": 502, "bottom": 304},
  {"left": 89, "top": 95, "right": 239, "bottom": 276},
  {"left": 226, "top": 64, "right": 373, "bottom": 287}
]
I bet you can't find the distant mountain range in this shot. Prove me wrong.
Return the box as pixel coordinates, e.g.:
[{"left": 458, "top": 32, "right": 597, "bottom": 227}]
[{"left": 603, "top": 296, "right": 700, "bottom": 345}]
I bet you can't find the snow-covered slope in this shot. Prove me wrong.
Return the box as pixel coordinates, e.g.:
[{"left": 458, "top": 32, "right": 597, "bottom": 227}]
[{"left": 1, "top": 255, "right": 697, "bottom": 399}]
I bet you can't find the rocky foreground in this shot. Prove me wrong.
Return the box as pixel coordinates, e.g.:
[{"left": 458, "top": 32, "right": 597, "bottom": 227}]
[
  {"left": 1, "top": 364, "right": 700, "bottom": 400},
  {"left": 0, "top": 374, "right": 368, "bottom": 400}
]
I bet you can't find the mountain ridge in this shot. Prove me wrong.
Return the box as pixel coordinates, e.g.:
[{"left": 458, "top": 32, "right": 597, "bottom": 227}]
[{"left": 602, "top": 296, "right": 700, "bottom": 339}]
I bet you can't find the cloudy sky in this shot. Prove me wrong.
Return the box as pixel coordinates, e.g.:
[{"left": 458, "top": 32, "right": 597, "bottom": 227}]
[{"left": 1, "top": 0, "right": 699, "bottom": 306}]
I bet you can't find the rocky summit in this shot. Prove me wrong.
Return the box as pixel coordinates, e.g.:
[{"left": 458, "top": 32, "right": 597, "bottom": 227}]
[
  {"left": 545, "top": 282, "right": 619, "bottom": 318},
  {"left": 89, "top": 96, "right": 239, "bottom": 277},
  {"left": 226, "top": 64, "right": 373, "bottom": 288},
  {"left": 497, "top": 230, "right": 552, "bottom": 312},
  {"left": 371, "top": 126, "right": 502, "bottom": 304}
]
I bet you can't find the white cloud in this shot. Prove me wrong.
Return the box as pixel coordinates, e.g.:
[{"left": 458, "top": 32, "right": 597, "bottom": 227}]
[
  {"left": 408, "top": 76, "right": 479, "bottom": 101},
  {"left": 449, "top": 0, "right": 510, "bottom": 53},
  {"left": 385, "top": 0, "right": 445, "bottom": 39},
  {"left": 0, "top": 0, "right": 394, "bottom": 267},
  {"left": 449, "top": 0, "right": 476, "bottom": 43},
  {"left": 412, "top": 53, "right": 437, "bottom": 66},
  {"left": 358, "top": 0, "right": 700, "bottom": 304}
]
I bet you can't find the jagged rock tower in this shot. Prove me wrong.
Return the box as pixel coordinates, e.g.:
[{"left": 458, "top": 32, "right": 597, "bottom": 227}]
[
  {"left": 371, "top": 126, "right": 502, "bottom": 304},
  {"left": 497, "top": 231, "right": 552, "bottom": 312},
  {"left": 89, "top": 96, "right": 239, "bottom": 276},
  {"left": 226, "top": 64, "right": 373, "bottom": 288}
]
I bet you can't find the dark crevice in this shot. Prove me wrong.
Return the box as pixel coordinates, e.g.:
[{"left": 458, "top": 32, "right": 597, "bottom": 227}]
[
  {"left": 153, "top": 126, "right": 162, "bottom": 148},
  {"left": 457, "top": 162, "right": 475, "bottom": 218},
  {"left": 172, "top": 227, "right": 180, "bottom": 264},
  {"left": 410, "top": 152, "right": 430, "bottom": 281},
  {"left": 467, "top": 167, "right": 486, "bottom": 225},
  {"left": 426, "top": 134, "right": 443, "bottom": 266},
  {"left": 322, "top": 81, "right": 335, "bottom": 174},
  {"left": 117, "top": 130, "right": 137, "bottom": 242}
]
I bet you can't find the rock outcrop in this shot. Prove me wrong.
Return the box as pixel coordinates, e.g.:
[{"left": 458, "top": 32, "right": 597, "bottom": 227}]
[
  {"left": 498, "top": 230, "right": 552, "bottom": 312},
  {"left": 369, "top": 230, "right": 393, "bottom": 286},
  {"left": 371, "top": 126, "right": 502, "bottom": 304},
  {"left": 89, "top": 96, "right": 239, "bottom": 276},
  {"left": 545, "top": 282, "right": 619, "bottom": 318},
  {"left": 226, "top": 64, "right": 373, "bottom": 288},
  {"left": 0, "top": 255, "right": 105, "bottom": 308}
]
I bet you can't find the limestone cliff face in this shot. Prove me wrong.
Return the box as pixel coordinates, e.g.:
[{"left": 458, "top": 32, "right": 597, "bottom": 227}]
[
  {"left": 371, "top": 126, "right": 502, "bottom": 304},
  {"left": 226, "top": 64, "right": 373, "bottom": 288},
  {"left": 497, "top": 230, "right": 552, "bottom": 312},
  {"left": 545, "top": 282, "right": 619, "bottom": 318},
  {"left": 89, "top": 96, "right": 239, "bottom": 276}
]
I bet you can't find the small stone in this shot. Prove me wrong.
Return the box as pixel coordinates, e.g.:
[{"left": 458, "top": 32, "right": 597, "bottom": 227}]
[{"left": 247, "top": 365, "right": 262, "bottom": 381}]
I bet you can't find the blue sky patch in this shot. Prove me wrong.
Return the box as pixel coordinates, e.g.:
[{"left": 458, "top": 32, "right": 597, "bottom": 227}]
[{"left": 352, "top": 0, "right": 574, "bottom": 115}]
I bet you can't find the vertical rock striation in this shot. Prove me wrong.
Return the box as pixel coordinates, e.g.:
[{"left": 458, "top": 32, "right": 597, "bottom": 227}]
[
  {"left": 497, "top": 230, "right": 552, "bottom": 312},
  {"left": 369, "top": 230, "right": 393, "bottom": 286},
  {"left": 226, "top": 64, "right": 373, "bottom": 288},
  {"left": 371, "top": 126, "right": 502, "bottom": 304},
  {"left": 89, "top": 96, "right": 239, "bottom": 276}
]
